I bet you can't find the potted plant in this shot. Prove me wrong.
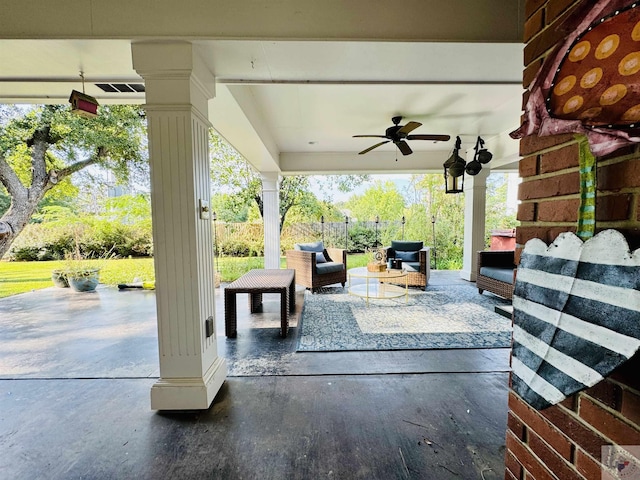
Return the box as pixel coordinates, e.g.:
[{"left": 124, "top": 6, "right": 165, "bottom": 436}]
[
  {"left": 62, "top": 254, "right": 101, "bottom": 292},
  {"left": 51, "top": 269, "right": 70, "bottom": 288}
]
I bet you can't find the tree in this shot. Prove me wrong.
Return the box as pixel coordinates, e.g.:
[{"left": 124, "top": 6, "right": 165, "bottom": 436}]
[
  {"left": 0, "top": 104, "right": 147, "bottom": 258},
  {"left": 209, "top": 131, "right": 368, "bottom": 231},
  {"left": 343, "top": 180, "right": 405, "bottom": 221}
]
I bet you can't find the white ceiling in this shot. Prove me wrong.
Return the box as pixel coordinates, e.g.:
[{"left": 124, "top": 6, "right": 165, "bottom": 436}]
[{"left": 0, "top": 38, "right": 524, "bottom": 174}]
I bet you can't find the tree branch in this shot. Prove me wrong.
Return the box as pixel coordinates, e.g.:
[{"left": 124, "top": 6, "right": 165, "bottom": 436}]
[
  {"left": 0, "top": 152, "right": 26, "bottom": 198},
  {"left": 55, "top": 146, "right": 107, "bottom": 180}
]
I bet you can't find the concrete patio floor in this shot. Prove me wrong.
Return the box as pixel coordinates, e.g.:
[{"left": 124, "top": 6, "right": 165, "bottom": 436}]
[{"left": 0, "top": 270, "right": 511, "bottom": 479}]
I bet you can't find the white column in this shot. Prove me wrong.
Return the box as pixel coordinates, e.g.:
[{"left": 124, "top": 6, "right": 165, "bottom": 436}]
[
  {"left": 132, "top": 42, "right": 227, "bottom": 410},
  {"left": 460, "top": 161, "right": 489, "bottom": 282},
  {"left": 261, "top": 172, "right": 281, "bottom": 269}
]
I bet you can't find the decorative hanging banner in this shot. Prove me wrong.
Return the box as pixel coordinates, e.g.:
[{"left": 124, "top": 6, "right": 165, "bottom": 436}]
[
  {"left": 512, "top": 229, "right": 640, "bottom": 410},
  {"left": 576, "top": 134, "right": 597, "bottom": 240},
  {"left": 511, "top": 0, "right": 640, "bottom": 157}
]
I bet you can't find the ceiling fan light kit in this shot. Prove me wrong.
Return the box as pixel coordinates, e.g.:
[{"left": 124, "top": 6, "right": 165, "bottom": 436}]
[
  {"left": 353, "top": 116, "right": 450, "bottom": 156},
  {"left": 443, "top": 135, "right": 493, "bottom": 194}
]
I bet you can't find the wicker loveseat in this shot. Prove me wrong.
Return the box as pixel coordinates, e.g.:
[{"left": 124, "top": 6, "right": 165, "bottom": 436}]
[
  {"left": 382, "top": 240, "right": 431, "bottom": 290},
  {"left": 476, "top": 250, "right": 516, "bottom": 300},
  {"left": 285, "top": 241, "right": 347, "bottom": 293}
]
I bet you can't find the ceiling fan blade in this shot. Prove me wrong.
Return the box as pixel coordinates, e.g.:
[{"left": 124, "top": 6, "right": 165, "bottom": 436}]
[
  {"left": 398, "top": 121, "right": 421, "bottom": 135},
  {"left": 353, "top": 135, "right": 388, "bottom": 138},
  {"left": 358, "top": 140, "right": 390, "bottom": 154},
  {"left": 396, "top": 141, "right": 413, "bottom": 156},
  {"left": 406, "top": 134, "right": 451, "bottom": 142}
]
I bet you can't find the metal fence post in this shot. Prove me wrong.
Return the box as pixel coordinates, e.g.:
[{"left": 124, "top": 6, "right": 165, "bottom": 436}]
[{"left": 344, "top": 216, "right": 349, "bottom": 251}]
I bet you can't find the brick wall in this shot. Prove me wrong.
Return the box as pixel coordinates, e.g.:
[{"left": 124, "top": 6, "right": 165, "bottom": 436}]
[{"left": 507, "top": 1, "right": 640, "bottom": 478}]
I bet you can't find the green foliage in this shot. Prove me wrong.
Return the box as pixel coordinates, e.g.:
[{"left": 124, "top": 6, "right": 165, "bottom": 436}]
[
  {"left": 209, "top": 131, "right": 368, "bottom": 231},
  {"left": 346, "top": 223, "right": 376, "bottom": 253},
  {"left": 8, "top": 195, "right": 153, "bottom": 261},
  {"left": 344, "top": 180, "right": 405, "bottom": 221}
]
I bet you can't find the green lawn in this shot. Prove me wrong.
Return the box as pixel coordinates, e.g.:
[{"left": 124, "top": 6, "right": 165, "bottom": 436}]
[{"left": 0, "top": 254, "right": 369, "bottom": 298}]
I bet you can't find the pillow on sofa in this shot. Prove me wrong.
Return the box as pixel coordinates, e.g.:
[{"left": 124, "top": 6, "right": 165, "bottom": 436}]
[
  {"left": 294, "top": 241, "right": 327, "bottom": 263},
  {"left": 396, "top": 250, "right": 418, "bottom": 262}
]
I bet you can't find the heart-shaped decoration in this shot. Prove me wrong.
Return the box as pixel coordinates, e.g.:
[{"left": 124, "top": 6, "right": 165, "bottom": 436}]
[{"left": 512, "top": 229, "right": 640, "bottom": 409}]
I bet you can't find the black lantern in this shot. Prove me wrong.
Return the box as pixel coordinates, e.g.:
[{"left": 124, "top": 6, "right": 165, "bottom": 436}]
[
  {"left": 444, "top": 135, "right": 494, "bottom": 193},
  {"left": 443, "top": 136, "right": 465, "bottom": 194}
]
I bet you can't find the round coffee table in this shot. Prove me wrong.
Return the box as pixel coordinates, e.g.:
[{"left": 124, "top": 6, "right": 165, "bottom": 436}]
[{"left": 347, "top": 267, "right": 408, "bottom": 305}]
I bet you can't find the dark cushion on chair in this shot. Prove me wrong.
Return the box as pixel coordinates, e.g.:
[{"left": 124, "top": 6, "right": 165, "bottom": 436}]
[
  {"left": 316, "top": 262, "right": 344, "bottom": 274},
  {"left": 396, "top": 250, "right": 418, "bottom": 262},
  {"left": 295, "top": 241, "right": 327, "bottom": 263},
  {"left": 391, "top": 240, "right": 423, "bottom": 252},
  {"left": 479, "top": 266, "right": 514, "bottom": 284}
]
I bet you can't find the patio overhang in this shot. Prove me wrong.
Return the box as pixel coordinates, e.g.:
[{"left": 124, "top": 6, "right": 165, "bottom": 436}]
[{"left": 0, "top": 0, "right": 526, "bottom": 410}]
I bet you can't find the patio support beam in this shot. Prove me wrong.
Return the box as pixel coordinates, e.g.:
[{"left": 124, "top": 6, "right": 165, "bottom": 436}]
[
  {"left": 261, "top": 172, "right": 281, "bottom": 269},
  {"left": 132, "top": 41, "right": 227, "bottom": 410},
  {"left": 460, "top": 160, "right": 489, "bottom": 282}
]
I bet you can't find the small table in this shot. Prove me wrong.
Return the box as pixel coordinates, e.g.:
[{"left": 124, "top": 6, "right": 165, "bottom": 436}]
[
  {"left": 224, "top": 269, "right": 296, "bottom": 338},
  {"left": 347, "top": 267, "right": 408, "bottom": 305}
]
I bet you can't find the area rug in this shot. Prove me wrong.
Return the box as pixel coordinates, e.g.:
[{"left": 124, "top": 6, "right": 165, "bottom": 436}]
[{"left": 297, "top": 285, "right": 513, "bottom": 352}]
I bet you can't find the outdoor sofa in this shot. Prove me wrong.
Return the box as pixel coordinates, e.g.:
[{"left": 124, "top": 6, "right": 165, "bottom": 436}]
[{"left": 476, "top": 250, "right": 516, "bottom": 300}]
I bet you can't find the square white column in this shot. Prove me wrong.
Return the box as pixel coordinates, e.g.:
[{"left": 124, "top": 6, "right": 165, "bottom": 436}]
[
  {"left": 261, "top": 172, "right": 281, "bottom": 269},
  {"left": 460, "top": 163, "right": 489, "bottom": 282},
  {"left": 133, "top": 42, "right": 226, "bottom": 410}
]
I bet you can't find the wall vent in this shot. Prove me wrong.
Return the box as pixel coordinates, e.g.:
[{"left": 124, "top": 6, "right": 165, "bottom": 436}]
[{"left": 95, "top": 83, "right": 145, "bottom": 93}]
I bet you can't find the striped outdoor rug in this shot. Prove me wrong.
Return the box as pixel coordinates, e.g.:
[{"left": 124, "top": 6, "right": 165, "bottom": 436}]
[{"left": 512, "top": 229, "right": 640, "bottom": 410}]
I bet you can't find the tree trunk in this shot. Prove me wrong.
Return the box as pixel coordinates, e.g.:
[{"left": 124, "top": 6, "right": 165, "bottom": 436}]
[{"left": 0, "top": 196, "right": 42, "bottom": 259}]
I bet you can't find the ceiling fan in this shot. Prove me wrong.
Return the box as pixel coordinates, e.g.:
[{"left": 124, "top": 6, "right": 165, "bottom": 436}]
[{"left": 353, "top": 116, "right": 450, "bottom": 155}]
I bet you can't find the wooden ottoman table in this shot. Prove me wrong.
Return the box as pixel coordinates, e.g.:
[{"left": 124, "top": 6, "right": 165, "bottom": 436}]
[{"left": 224, "top": 269, "right": 296, "bottom": 338}]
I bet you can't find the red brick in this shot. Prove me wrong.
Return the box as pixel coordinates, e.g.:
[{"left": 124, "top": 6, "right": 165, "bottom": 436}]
[
  {"left": 526, "top": 0, "right": 547, "bottom": 19},
  {"left": 505, "top": 450, "right": 523, "bottom": 479},
  {"left": 637, "top": 195, "right": 640, "bottom": 222},
  {"left": 508, "top": 411, "right": 526, "bottom": 440},
  {"left": 527, "top": 430, "right": 584, "bottom": 480},
  {"left": 509, "top": 392, "right": 573, "bottom": 460},
  {"left": 579, "top": 396, "right": 640, "bottom": 445},
  {"left": 519, "top": 155, "right": 539, "bottom": 178},
  {"left": 620, "top": 390, "right": 640, "bottom": 428},
  {"left": 539, "top": 143, "right": 579, "bottom": 174},
  {"left": 537, "top": 198, "right": 579, "bottom": 222},
  {"left": 506, "top": 431, "right": 556, "bottom": 480},
  {"left": 575, "top": 449, "right": 607, "bottom": 480},
  {"left": 516, "top": 226, "right": 577, "bottom": 246},
  {"left": 518, "top": 202, "right": 536, "bottom": 222},
  {"left": 520, "top": 133, "right": 575, "bottom": 156},
  {"left": 595, "top": 194, "right": 632, "bottom": 222},
  {"left": 518, "top": 171, "right": 580, "bottom": 200},
  {"left": 524, "top": 20, "right": 568, "bottom": 66},
  {"left": 525, "top": 8, "right": 545, "bottom": 42},
  {"left": 524, "top": 59, "right": 543, "bottom": 88},
  {"left": 583, "top": 380, "right": 622, "bottom": 412},
  {"left": 609, "top": 353, "right": 640, "bottom": 393},
  {"left": 504, "top": 470, "right": 517, "bottom": 480},
  {"left": 546, "top": 0, "right": 580, "bottom": 23},
  {"left": 514, "top": 246, "right": 524, "bottom": 266},
  {"left": 598, "top": 161, "right": 640, "bottom": 191},
  {"left": 540, "top": 404, "right": 608, "bottom": 459},
  {"left": 560, "top": 395, "right": 578, "bottom": 412}
]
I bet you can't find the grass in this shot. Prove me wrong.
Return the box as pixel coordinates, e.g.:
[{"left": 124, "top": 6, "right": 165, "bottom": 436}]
[{"left": 0, "top": 253, "right": 369, "bottom": 298}]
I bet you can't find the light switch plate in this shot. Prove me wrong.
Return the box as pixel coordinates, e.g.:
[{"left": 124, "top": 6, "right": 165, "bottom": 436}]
[{"left": 199, "top": 199, "right": 210, "bottom": 220}]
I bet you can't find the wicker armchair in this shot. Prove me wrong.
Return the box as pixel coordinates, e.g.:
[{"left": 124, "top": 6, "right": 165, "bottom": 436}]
[
  {"left": 285, "top": 247, "right": 347, "bottom": 293},
  {"left": 382, "top": 241, "right": 431, "bottom": 290},
  {"left": 476, "top": 250, "right": 516, "bottom": 300}
]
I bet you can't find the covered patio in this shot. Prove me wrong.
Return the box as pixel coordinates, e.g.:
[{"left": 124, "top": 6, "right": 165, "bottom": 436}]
[
  {"left": 0, "top": 1, "right": 524, "bottom": 410},
  {"left": 0, "top": 271, "right": 510, "bottom": 479}
]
